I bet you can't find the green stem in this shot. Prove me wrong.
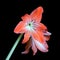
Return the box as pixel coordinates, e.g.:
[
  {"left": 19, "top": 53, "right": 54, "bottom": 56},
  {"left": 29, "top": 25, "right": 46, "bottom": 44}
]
[{"left": 5, "top": 34, "right": 23, "bottom": 60}]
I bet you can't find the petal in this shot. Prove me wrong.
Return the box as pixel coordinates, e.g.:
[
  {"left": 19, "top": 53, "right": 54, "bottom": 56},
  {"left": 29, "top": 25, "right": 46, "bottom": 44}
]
[
  {"left": 37, "top": 23, "right": 47, "bottom": 31},
  {"left": 31, "top": 40, "right": 37, "bottom": 55},
  {"left": 43, "top": 42, "right": 48, "bottom": 49},
  {"left": 21, "top": 39, "right": 32, "bottom": 54},
  {"left": 30, "top": 6, "right": 44, "bottom": 22},
  {"left": 22, "top": 32, "right": 30, "bottom": 44},
  {"left": 44, "top": 36, "right": 50, "bottom": 41},
  {"left": 32, "top": 30, "right": 45, "bottom": 43},
  {"left": 44, "top": 31, "right": 51, "bottom": 36},
  {"left": 14, "top": 21, "right": 26, "bottom": 34},
  {"left": 21, "top": 14, "right": 31, "bottom": 22},
  {"left": 21, "top": 50, "right": 29, "bottom": 54},
  {"left": 44, "top": 31, "right": 51, "bottom": 41},
  {"left": 34, "top": 40, "right": 48, "bottom": 52},
  {"left": 25, "top": 39, "right": 32, "bottom": 49},
  {"left": 40, "top": 23, "right": 47, "bottom": 30}
]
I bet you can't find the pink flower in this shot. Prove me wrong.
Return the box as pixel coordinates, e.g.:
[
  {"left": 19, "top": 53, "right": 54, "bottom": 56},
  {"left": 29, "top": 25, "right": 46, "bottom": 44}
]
[{"left": 14, "top": 6, "right": 51, "bottom": 55}]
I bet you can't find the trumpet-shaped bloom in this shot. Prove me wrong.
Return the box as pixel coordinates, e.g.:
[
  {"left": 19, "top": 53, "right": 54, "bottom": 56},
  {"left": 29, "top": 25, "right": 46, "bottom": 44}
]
[{"left": 14, "top": 6, "right": 51, "bottom": 55}]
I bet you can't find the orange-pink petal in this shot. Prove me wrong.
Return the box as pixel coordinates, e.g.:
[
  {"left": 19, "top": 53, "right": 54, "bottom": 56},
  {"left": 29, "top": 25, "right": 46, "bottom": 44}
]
[
  {"left": 30, "top": 6, "right": 43, "bottom": 22},
  {"left": 21, "top": 14, "right": 31, "bottom": 22},
  {"left": 37, "top": 23, "right": 47, "bottom": 32},
  {"left": 14, "top": 21, "right": 26, "bottom": 34},
  {"left": 22, "top": 32, "right": 30, "bottom": 44},
  {"left": 40, "top": 23, "right": 47, "bottom": 30},
  {"left": 32, "top": 30, "right": 45, "bottom": 43}
]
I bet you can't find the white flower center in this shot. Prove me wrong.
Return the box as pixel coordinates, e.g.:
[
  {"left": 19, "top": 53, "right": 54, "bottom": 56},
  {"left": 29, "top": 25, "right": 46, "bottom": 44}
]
[
  {"left": 25, "top": 22, "right": 33, "bottom": 31},
  {"left": 25, "top": 20, "right": 39, "bottom": 31}
]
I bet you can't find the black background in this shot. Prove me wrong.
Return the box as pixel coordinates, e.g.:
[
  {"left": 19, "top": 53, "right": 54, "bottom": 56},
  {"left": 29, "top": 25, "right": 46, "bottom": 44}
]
[{"left": 0, "top": 0, "right": 60, "bottom": 60}]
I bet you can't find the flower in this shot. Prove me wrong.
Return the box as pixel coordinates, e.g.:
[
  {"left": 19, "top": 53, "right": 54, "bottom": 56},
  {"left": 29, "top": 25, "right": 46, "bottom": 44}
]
[{"left": 14, "top": 6, "right": 51, "bottom": 55}]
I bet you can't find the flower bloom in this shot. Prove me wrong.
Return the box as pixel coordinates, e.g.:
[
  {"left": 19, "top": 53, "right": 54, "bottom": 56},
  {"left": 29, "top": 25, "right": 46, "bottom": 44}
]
[{"left": 14, "top": 6, "right": 51, "bottom": 55}]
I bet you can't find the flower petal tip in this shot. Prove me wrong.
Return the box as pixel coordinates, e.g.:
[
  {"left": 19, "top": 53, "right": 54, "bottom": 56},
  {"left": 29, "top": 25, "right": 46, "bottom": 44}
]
[
  {"left": 14, "top": 29, "right": 19, "bottom": 34},
  {"left": 43, "top": 49, "right": 48, "bottom": 52},
  {"left": 33, "top": 53, "right": 36, "bottom": 56},
  {"left": 44, "top": 32, "right": 52, "bottom": 36},
  {"left": 38, "top": 6, "right": 44, "bottom": 13},
  {"left": 21, "top": 51, "right": 29, "bottom": 54}
]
